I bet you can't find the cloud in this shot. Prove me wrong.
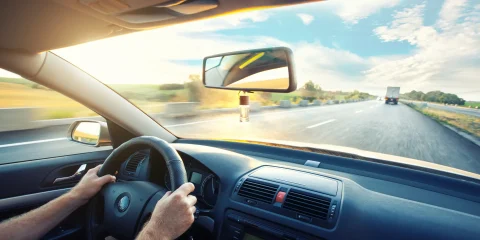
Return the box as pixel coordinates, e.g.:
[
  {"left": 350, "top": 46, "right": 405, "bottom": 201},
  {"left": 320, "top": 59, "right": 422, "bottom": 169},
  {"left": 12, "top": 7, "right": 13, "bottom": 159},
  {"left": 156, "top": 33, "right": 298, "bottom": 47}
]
[
  {"left": 373, "top": 4, "right": 429, "bottom": 45},
  {"left": 290, "top": 42, "right": 376, "bottom": 91},
  {"left": 321, "top": 0, "right": 402, "bottom": 24},
  {"left": 437, "top": 0, "right": 468, "bottom": 31},
  {"left": 367, "top": 0, "right": 480, "bottom": 98},
  {"left": 297, "top": 13, "right": 314, "bottom": 25}
]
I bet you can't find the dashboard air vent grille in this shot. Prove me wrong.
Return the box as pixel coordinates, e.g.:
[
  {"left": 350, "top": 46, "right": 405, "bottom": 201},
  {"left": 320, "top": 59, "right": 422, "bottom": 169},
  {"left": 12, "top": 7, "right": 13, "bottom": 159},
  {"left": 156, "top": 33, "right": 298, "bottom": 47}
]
[
  {"left": 238, "top": 179, "right": 279, "bottom": 204},
  {"left": 126, "top": 152, "right": 147, "bottom": 173},
  {"left": 283, "top": 189, "right": 331, "bottom": 220}
]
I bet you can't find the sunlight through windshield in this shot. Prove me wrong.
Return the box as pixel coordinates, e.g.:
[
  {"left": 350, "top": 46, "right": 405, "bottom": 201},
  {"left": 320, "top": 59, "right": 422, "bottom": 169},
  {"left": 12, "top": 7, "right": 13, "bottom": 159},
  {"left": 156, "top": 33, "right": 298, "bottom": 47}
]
[{"left": 1, "top": 0, "right": 479, "bottom": 175}]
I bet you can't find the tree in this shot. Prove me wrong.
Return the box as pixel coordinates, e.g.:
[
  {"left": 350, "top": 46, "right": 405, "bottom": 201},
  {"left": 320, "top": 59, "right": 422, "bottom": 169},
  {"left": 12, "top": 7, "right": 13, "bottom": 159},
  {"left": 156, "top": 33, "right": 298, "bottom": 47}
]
[
  {"left": 303, "top": 80, "right": 322, "bottom": 92},
  {"left": 404, "top": 90, "right": 465, "bottom": 105},
  {"left": 345, "top": 90, "right": 371, "bottom": 100},
  {"left": 300, "top": 80, "right": 322, "bottom": 101}
]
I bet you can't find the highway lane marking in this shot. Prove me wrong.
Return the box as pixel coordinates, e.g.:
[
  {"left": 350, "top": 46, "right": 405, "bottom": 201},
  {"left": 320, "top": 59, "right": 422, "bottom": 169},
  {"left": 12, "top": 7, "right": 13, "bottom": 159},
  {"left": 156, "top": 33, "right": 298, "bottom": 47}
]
[
  {"left": 306, "top": 119, "right": 336, "bottom": 129},
  {"left": 0, "top": 138, "right": 66, "bottom": 148},
  {"left": 165, "top": 107, "right": 335, "bottom": 128},
  {"left": 167, "top": 103, "right": 366, "bottom": 128},
  {"left": 369, "top": 106, "right": 375, "bottom": 109},
  {"left": 355, "top": 110, "right": 363, "bottom": 113}
]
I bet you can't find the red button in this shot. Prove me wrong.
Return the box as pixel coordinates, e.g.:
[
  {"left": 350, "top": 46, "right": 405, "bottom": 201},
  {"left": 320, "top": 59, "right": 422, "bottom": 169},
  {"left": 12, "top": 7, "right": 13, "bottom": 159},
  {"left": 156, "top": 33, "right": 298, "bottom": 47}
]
[{"left": 275, "top": 191, "right": 286, "bottom": 203}]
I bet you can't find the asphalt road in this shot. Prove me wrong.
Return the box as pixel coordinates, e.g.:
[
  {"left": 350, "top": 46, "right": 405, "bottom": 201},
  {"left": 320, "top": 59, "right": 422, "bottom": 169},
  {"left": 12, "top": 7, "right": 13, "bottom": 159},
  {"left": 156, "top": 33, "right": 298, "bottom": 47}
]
[{"left": 1, "top": 101, "right": 480, "bottom": 175}]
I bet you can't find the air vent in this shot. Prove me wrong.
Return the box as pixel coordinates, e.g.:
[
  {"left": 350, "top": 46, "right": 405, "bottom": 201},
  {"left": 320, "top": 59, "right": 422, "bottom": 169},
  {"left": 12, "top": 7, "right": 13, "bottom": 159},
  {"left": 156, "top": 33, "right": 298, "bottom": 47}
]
[
  {"left": 283, "top": 189, "right": 331, "bottom": 220},
  {"left": 238, "top": 179, "right": 279, "bottom": 204},
  {"left": 125, "top": 152, "right": 147, "bottom": 173}
]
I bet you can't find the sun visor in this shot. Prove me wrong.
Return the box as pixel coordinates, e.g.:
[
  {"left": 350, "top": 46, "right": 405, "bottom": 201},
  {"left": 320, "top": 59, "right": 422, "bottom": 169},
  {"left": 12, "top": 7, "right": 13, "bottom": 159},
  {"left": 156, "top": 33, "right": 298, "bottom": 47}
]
[{"left": 80, "top": 0, "right": 218, "bottom": 24}]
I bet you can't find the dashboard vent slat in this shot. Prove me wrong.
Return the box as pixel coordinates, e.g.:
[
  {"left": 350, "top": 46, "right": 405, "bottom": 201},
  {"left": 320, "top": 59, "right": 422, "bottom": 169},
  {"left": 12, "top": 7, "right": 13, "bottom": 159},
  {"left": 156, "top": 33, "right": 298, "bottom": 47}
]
[
  {"left": 238, "top": 179, "right": 279, "bottom": 204},
  {"left": 125, "top": 152, "right": 147, "bottom": 173},
  {"left": 283, "top": 189, "right": 331, "bottom": 220}
]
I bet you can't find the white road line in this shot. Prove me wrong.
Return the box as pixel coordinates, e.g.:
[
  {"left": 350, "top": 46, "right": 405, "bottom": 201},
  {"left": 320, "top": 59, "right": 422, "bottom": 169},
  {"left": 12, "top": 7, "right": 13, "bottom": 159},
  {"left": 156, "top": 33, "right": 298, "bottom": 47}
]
[
  {"left": 165, "top": 107, "right": 327, "bottom": 128},
  {"left": 369, "top": 106, "right": 374, "bottom": 109},
  {"left": 0, "top": 138, "right": 66, "bottom": 148},
  {"left": 306, "top": 119, "right": 336, "bottom": 129},
  {"left": 355, "top": 110, "right": 363, "bottom": 113}
]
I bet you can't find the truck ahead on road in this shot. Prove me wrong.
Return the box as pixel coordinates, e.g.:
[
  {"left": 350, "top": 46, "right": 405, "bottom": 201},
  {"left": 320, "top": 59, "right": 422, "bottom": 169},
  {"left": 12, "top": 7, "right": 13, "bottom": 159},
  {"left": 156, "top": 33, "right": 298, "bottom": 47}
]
[{"left": 385, "top": 86, "right": 400, "bottom": 105}]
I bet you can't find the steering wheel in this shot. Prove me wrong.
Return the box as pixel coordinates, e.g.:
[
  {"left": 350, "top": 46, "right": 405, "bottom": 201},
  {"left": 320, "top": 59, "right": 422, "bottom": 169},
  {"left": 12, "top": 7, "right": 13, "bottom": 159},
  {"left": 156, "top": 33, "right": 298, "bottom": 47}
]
[{"left": 86, "top": 136, "right": 188, "bottom": 240}]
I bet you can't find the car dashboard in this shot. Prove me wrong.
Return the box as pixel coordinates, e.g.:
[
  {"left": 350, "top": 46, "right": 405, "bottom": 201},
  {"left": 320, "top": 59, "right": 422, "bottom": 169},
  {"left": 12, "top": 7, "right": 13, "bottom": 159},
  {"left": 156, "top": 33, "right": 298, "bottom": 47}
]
[
  {"left": 118, "top": 149, "right": 219, "bottom": 211},
  {"left": 117, "top": 140, "right": 480, "bottom": 240}
]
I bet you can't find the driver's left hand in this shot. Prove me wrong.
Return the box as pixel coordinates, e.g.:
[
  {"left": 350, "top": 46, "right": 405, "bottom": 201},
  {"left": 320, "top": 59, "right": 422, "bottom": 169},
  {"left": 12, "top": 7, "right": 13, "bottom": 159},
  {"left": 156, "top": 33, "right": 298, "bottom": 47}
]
[{"left": 69, "top": 164, "right": 116, "bottom": 204}]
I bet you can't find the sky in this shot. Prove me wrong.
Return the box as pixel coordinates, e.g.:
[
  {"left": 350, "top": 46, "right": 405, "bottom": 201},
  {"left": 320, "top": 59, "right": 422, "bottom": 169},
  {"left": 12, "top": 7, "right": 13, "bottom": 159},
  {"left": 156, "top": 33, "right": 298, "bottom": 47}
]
[{"left": 1, "top": 0, "right": 479, "bottom": 100}]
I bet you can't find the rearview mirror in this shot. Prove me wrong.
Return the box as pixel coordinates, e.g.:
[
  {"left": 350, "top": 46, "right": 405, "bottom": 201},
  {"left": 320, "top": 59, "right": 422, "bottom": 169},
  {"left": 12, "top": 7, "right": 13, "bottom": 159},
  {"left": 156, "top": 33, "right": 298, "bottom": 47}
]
[
  {"left": 203, "top": 47, "right": 297, "bottom": 93},
  {"left": 68, "top": 121, "right": 111, "bottom": 147}
]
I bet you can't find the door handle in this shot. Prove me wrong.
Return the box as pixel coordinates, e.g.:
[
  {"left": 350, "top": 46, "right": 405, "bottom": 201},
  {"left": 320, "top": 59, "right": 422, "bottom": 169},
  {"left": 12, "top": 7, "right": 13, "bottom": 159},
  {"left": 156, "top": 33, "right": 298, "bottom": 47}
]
[{"left": 53, "top": 164, "right": 87, "bottom": 185}]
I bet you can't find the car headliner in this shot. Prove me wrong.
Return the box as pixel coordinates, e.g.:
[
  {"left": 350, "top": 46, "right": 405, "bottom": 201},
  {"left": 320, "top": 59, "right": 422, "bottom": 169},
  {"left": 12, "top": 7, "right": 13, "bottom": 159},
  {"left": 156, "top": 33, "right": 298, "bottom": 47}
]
[{"left": 0, "top": 0, "right": 321, "bottom": 53}]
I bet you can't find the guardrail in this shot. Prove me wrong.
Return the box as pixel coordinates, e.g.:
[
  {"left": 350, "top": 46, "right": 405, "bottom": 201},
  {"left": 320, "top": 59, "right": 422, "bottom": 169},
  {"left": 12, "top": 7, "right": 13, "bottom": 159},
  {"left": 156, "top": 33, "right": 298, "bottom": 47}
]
[
  {"left": 0, "top": 108, "right": 42, "bottom": 132},
  {"left": 163, "top": 102, "right": 199, "bottom": 117},
  {"left": 0, "top": 99, "right": 368, "bottom": 132}
]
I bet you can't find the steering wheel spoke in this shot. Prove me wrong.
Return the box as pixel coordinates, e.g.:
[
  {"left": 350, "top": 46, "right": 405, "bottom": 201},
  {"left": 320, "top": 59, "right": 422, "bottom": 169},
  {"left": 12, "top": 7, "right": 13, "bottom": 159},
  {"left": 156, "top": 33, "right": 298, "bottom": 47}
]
[
  {"left": 101, "top": 181, "right": 162, "bottom": 239},
  {"left": 91, "top": 222, "right": 107, "bottom": 239}
]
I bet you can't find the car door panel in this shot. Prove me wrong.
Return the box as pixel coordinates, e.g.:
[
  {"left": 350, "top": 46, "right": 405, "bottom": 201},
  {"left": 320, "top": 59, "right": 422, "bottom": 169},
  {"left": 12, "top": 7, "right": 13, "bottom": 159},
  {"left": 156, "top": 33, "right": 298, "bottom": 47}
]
[
  {"left": 0, "top": 149, "right": 111, "bottom": 210},
  {"left": 0, "top": 149, "right": 112, "bottom": 239}
]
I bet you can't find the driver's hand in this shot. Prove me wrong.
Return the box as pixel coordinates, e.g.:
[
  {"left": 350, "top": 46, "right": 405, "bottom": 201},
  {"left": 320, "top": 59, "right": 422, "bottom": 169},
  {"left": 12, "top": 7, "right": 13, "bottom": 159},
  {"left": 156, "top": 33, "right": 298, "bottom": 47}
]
[
  {"left": 68, "top": 164, "right": 116, "bottom": 204},
  {"left": 137, "top": 183, "right": 197, "bottom": 240}
]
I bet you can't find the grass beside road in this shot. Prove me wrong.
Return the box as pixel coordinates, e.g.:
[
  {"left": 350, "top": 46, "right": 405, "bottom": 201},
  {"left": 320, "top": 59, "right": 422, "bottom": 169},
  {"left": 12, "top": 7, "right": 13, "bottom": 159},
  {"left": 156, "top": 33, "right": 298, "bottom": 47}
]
[
  {"left": 407, "top": 103, "right": 480, "bottom": 138},
  {"left": 0, "top": 82, "right": 97, "bottom": 119}
]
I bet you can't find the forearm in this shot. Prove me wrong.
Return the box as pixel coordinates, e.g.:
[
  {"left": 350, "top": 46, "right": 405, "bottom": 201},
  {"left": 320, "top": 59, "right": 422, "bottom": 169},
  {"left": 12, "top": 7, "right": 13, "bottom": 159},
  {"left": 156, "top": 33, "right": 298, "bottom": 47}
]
[
  {"left": 136, "top": 220, "right": 170, "bottom": 240},
  {"left": 0, "top": 191, "right": 85, "bottom": 240}
]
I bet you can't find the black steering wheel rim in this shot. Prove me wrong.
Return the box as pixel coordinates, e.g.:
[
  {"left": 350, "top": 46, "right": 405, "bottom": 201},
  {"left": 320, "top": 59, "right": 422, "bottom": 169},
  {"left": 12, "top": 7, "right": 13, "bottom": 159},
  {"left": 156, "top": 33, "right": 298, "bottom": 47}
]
[{"left": 86, "top": 136, "right": 188, "bottom": 240}]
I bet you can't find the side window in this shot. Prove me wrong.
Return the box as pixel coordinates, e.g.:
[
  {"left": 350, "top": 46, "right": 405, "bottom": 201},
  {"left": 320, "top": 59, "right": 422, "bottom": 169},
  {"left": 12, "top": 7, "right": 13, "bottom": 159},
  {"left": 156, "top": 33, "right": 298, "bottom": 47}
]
[{"left": 0, "top": 68, "right": 110, "bottom": 162}]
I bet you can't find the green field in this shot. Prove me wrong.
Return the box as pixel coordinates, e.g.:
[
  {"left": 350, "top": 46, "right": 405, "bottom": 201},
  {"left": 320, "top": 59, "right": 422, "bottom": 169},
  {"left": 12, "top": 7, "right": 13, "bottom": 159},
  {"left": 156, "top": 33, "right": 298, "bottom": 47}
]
[
  {"left": 334, "top": 94, "right": 346, "bottom": 100},
  {"left": 465, "top": 101, "right": 480, "bottom": 108},
  {"left": 0, "top": 77, "right": 35, "bottom": 86},
  {"left": 109, "top": 84, "right": 187, "bottom": 101},
  {"left": 271, "top": 92, "right": 300, "bottom": 101}
]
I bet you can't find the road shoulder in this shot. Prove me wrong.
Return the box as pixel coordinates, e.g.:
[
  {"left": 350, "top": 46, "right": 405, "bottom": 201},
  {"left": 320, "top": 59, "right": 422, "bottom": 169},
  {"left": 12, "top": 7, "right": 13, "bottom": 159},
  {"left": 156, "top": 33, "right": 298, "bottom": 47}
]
[
  {"left": 404, "top": 102, "right": 480, "bottom": 148},
  {"left": 441, "top": 124, "right": 480, "bottom": 148}
]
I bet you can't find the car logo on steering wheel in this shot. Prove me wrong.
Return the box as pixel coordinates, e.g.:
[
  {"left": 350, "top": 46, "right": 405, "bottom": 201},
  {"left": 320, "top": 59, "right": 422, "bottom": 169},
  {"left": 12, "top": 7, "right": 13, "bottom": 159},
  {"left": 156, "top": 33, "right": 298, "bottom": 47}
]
[{"left": 117, "top": 195, "right": 130, "bottom": 212}]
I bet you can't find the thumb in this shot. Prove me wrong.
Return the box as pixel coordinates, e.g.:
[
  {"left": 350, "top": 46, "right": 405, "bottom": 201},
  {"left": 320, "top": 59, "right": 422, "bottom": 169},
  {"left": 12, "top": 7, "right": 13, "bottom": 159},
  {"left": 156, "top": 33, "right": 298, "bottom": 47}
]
[{"left": 96, "top": 174, "right": 116, "bottom": 186}]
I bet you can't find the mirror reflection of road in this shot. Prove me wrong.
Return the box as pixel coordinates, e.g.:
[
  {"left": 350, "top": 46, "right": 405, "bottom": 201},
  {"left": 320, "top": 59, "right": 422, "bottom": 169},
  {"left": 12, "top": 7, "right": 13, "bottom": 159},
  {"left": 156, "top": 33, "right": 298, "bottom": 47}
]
[{"left": 1, "top": 101, "right": 479, "bottom": 175}]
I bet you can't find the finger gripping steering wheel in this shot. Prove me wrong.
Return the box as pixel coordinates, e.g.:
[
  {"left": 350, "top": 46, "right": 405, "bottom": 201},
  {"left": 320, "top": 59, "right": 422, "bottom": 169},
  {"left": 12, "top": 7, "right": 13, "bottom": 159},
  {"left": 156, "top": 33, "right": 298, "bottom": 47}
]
[{"left": 86, "top": 136, "right": 188, "bottom": 240}]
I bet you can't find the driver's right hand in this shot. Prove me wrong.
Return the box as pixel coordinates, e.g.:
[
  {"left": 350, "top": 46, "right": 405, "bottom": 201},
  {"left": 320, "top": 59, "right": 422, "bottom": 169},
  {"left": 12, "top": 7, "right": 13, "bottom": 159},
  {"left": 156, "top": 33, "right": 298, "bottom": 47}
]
[{"left": 136, "top": 183, "right": 197, "bottom": 240}]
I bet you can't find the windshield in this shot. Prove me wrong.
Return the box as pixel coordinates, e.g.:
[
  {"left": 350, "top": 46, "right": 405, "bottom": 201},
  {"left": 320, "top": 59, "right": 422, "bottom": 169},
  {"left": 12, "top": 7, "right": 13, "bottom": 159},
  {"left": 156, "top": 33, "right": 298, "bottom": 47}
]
[{"left": 5, "top": 1, "right": 480, "bottom": 175}]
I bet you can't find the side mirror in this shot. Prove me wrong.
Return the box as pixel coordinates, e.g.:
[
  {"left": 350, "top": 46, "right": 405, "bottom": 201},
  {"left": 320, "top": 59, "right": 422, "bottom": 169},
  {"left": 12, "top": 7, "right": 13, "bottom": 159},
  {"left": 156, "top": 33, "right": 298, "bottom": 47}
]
[
  {"left": 203, "top": 47, "right": 297, "bottom": 93},
  {"left": 68, "top": 121, "right": 111, "bottom": 147}
]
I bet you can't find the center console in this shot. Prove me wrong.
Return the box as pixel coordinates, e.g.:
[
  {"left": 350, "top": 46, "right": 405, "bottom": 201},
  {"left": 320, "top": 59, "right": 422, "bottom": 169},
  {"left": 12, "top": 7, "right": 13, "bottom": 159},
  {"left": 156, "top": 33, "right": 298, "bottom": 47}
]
[
  {"left": 222, "top": 210, "right": 324, "bottom": 240},
  {"left": 221, "top": 166, "right": 343, "bottom": 240}
]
